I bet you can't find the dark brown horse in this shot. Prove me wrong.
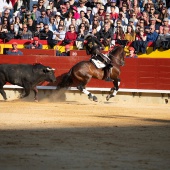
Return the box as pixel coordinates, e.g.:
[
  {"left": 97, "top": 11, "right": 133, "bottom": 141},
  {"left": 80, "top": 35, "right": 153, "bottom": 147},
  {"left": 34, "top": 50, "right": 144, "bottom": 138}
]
[{"left": 57, "top": 45, "right": 125, "bottom": 102}]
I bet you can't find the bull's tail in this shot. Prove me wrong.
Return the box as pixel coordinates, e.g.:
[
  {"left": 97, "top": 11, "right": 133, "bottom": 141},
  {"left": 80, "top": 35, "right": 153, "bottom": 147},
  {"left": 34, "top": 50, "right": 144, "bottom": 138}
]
[{"left": 57, "top": 69, "right": 73, "bottom": 89}]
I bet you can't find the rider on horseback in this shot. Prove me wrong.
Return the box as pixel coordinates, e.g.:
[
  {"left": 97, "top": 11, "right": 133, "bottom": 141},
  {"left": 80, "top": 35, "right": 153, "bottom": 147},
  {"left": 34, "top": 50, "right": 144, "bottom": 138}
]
[{"left": 84, "top": 34, "right": 113, "bottom": 80}]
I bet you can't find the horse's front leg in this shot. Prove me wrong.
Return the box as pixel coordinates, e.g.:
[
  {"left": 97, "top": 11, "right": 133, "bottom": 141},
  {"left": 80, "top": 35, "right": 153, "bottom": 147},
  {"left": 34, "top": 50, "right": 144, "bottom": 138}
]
[
  {"left": 77, "top": 84, "right": 98, "bottom": 102},
  {"left": 106, "top": 78, "right": 120, "bottom": 101}
]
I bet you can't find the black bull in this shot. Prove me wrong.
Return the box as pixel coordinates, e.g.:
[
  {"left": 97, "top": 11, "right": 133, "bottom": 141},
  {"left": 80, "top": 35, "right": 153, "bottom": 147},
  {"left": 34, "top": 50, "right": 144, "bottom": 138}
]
[{"left": 0, "top": 63, "right": 56, "bottom": 101}]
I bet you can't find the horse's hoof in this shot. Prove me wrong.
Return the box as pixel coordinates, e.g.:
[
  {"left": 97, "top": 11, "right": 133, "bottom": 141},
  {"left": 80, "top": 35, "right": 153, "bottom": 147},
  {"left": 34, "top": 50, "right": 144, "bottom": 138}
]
[
  {"left": 106, "top": 94, "right": 114, "bottom": 101},
  {"left": 88, "top": 93, "right": 93, "bottom": 101},
  {"left": 93, "top": 96, "right": 98, "bottom": 102}
]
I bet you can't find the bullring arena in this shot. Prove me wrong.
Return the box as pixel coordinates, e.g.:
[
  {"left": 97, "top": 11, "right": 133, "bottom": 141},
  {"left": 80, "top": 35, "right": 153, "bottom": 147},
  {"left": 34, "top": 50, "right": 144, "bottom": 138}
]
[{"left": 0, "top": 41, "right": 170, "bottom": 169}]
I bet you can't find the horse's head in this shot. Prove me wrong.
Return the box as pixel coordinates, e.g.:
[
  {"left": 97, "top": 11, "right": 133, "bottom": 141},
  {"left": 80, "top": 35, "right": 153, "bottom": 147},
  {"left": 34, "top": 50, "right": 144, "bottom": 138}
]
[{"left": 108, "top": 45, "right": 125, "bottom": 66}]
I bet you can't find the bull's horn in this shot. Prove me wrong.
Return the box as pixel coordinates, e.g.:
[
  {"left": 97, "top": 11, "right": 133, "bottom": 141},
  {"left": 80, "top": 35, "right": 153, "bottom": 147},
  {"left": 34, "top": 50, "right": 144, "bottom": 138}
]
[{"left": 46, "top": 67, "right": 55, "bottom": 71}]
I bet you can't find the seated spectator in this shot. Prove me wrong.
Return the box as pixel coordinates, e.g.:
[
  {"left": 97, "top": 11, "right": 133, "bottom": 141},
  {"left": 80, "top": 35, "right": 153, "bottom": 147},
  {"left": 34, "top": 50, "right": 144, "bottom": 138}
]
[
  {"left": 48, "top": 16, "right": 57, "bottom": 33},
  {"left": 17, "top": 6, "right": 27, "bottom": 23},
  {"left": 54, "top": 24, "right": 66, "bottom": 41},
  {"left": 27, "top": 18, "right": 36, "bottom": 32},
  {"left": 155, "top": 26, "right": 170, "bottom": 50},
  {"left": 146, "top": 25, "right": 159, "bottom": 42},
  {"left": 129, "top": 12, "right": 138, "bottom": 26},
  {"left": 124, "top": 25, "right": 136, "bottom": 42},
  {"left": 63, "top": 24, "right": 77, "bottom": 45},
  {"left": 56, "top": 44, "right": 71, "bottom": 56},
  {"left": 133, "top": 28, "right": 148, "bottom": 54},
  {"left": 54, "top": 12, "right": 62, "bottom": 29},
  {"left": 145, "top": 17, "right": 160, "bottom": 33},
  {"left": 37, "top": 0, "right": 46, "bottom": 13},
  {"left": 6, "top": 42, "right": 23, "bottom": 55},
  {"left": 26, "top": 37, "right": 43, "bottom": 49},
  {"left": 110, "top": 6, "right": 119, "bottom": 21},
  {"left": 90, "top": 25, "right": 100, "bottom": 40},
  {"left": 113, "top": 26, "right": 125, "bottom": 40},
  {"left": 153, "top": 10, "right": 162, "bottom": 26},
  {"left": 126, "top": 47, "right": 138, "bottom": 58},
  {"left": 18, "top": 24, "right": 32, "bottom": 39},
  {"left": 33, "top": 23, "right": 41, "bottom": 38},
  {"left": 39, "top": 24, "right": 53, "bottom": 40},
  {"left": 13, "top": 16, "right": 23, "bottom": 37},
  {"left": 99, "top": 23, "right": 113, "bottom": 47},
  {"left": 31, "top": 4, "right": 41, "bottom": 22},
  {"left": 159, "top": 18, "right": 170, "bottom": 34},
  {"left": 72, "top": 6, "right": 80, "bottom": 20},
  {"left": 76, "top": 23, "right": 89, "bottom": 49},
  {"left": 46, "top": 5, "right": 54, "bottom": 18},
  {"left": 86, "top": 7, "right": 93, "bottom": 25},
  {"left": 92, "top": 16, "right": 101, "bottom": 32},
  {"left": 37, "top": 10, "right": 49, "bottom": 25},
  {"left": 160, "top": 6, "right": 169, "bottom": 21},
  {"left": 64, "top": 11, "right": 73, "bottom": 30}
]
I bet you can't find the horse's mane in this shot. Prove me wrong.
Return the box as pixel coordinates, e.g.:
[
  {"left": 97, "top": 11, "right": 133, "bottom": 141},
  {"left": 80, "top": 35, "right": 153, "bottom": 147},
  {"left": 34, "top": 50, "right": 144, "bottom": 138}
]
[{"left": 108, "top": 46, "right": 122, "bottom": 58}]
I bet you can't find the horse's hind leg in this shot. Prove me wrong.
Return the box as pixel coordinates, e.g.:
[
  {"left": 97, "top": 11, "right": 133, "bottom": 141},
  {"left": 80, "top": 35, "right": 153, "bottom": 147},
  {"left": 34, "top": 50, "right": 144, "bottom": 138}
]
[
  {"left": 106, "top": 78, "right": 120, "bottom": 101},
  {"left": 77, "top": 84, "right": 98, "bottom": 102}
]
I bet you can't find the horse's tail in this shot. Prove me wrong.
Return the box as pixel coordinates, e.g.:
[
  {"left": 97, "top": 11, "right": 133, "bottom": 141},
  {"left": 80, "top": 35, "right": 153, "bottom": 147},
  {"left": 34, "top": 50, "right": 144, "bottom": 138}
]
[{"left": 57, "top": 69, "right": 73, "bottom": 89}]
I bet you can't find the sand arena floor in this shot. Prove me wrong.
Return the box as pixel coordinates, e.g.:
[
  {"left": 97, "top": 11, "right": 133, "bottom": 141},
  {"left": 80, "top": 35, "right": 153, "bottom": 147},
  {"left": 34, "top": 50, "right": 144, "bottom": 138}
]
[{"left": 0, "top": 100, "right": 170, "bottom": 170}]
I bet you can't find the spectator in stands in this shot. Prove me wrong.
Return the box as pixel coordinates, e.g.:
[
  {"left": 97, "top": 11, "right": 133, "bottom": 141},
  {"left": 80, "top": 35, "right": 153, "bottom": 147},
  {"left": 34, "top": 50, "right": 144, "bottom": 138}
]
[
  {"left": 72, "top": 6, "right": 80, "bottom": 20},
  {"left": 18, "top": 23, "right": 32, "bottom": 39},
  {"left": 155, "top": 26, "right": 170, "bottom": 49},
  {"left": 92, "top": 16, "right": 101, "bottom": 32},
  {"left": 64, "top": 11, "right": 73, "bottom": 31},
  {"left": 64, "top": 24, "right": 77, "bottom": 45},
  {"left": 27, "top": 18, "right": 36, "bottom": 32},
  {"left": 146, "top": 25, "right": 159, "bottom": 42},
  {"left": 46, "top": 5, "right": 54, "bottom": 18},
  {"left": 86, "top": 7, "right": 93, "bottom": 25},
  {"left": 13, "top": 16, "right": 23, "bottom": 36},
  {"left": 54, "top": 12, "right": 61, "bottom": 29},
  {"left": 70, "top": 18, "right": 79, "bottom": 32},
  {"left": 39, "top": 22, "right": 44, "bottom": 30},
  {"left": 133, "top": 27, "right": 148, "bottom": 54},
  {"left": 113, "top": 26, "right": 125, "bottom": 40},
  {"left": 160, "top": 17, "right": 170, "bottom": 33},
  {"left": 54, "top": 24, "right": 66, "bottom": 41},
  {"left": 56, "top": 44, "right": 71, "bottom": 56},
  {"left": 99, "top": 23, "right": 113, "bottom": 46},
  {"left": 127, "top": 18, "right": 136, "bottom": 31},
  {"left": 3, "top": 0, "right": 13, "bottom": 13},
  {"left": 37, "top": 10, "right": 49, "bottom": 25},
  {"left": 0, "top": 17, "right": 9, "bottom": 32},
  {"left": 37, "top": 0, "right": 46, "bottom": 13},
  {"left": 145, "top": 17, "right": 160, "bottom": 33},
  {"left": 92, "top": 0, "right": 102, "bottom": 16},
  {"left": 31, "top": 4, "right": 41, "bottom": 22},
  {"left": 59, "top": 5, "right": 68, "bottom": 19},
  {"left": 58, "top": 19, "right": 66, "bottom": 32},
  {"left": 48, "top": 0, "right": 57, "bottom": 14},
  {"left": 126, "top": 47, "right": 138, "bottom": 58},
  {"left": 76, "top": 23, "right": 89, "bottom": 49},
  {"left": 130, "top": 12, "right": 138, "bottom": 26},
  {"left": 76, "top": 10, "right": 89, "bottom": 26},
  {"left": 110, "top": 6, "right": 119, "bottom": 22},
  {"left": 97, "top": 6, "right": 106, "bottom": 24},
  {"left": 160, "top": 6, "right": 169, "bottom": 21},
  {"left": 153, "top": 10, "right": 162, "bottom": 26},
  {"left": 40, "top": 24, "right": 53, "bottom": 40},
  {"left": 27, "top": 37, "right": 43, "bottom": 49},
  {"left": 77, "top": 0, "right": 87, "bottom": 13},
  {"left": 106, "top": 0, "right": 119, "bottom": 14},
  {"left": 6, "top": 42, "right": 23, "bottom": 55},
  {"left": 90, "top": 24, "right": 100, "bottom": 39},
  {"left": 141, "top": 11, "right": 150, "bottom": 26},
  {"left": 48, "top": 16, "right": 57, "bottom": 33},
  {"left": 1, "top": 9, "right": 13, "bottom": 25},
  {"left": 117, "top": 11, "right": 128, "bottom": 26},
  {"left": 125, "top": 25, "right": 136, "bottom": 42},
  {"left": 33, "top": 23, "right": 41, "bottom": 38},
  {"left": 17, "top": 6, "right": 27, "bottom": 23}
]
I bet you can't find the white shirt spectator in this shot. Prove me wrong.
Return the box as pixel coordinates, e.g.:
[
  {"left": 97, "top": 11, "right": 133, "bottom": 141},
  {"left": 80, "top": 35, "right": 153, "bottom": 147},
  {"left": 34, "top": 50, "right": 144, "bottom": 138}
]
[
  {"left": 3, "top": 0, "right": 13, "bottom": 11},
  {"left": 77, "top": 6, "right": 87, "bottom": 14},
  {"left": 106, "top": 6, "right": 119, "bottom": 14}
]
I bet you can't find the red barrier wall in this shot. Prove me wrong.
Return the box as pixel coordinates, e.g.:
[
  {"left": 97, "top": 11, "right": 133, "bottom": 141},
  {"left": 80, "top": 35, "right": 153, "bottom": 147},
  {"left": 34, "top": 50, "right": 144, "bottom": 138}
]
[{"left": 0, "top": 55, "right": 170, "bottom": 90}]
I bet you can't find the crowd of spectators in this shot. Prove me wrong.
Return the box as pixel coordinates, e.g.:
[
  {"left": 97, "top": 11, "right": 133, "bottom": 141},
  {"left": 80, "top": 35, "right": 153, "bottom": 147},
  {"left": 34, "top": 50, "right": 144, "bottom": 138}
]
[{"left": 0, "top": 0, "right": 170, "bottom": 55}]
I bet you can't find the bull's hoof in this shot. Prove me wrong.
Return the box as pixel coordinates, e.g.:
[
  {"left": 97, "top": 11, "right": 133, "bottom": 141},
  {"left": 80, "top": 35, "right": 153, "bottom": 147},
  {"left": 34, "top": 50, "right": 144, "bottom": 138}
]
[
  {"left": 34, "top": 99, "right": 39, "bottom": 102},
  {"left": 93, "top": 96, "right": 98, "bottom": 102}
]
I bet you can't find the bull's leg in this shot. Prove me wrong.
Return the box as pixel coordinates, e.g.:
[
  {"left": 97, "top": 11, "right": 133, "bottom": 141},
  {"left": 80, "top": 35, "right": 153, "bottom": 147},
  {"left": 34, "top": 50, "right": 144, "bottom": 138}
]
[
  {"left": 20, "top": 82, "right": 31, "bottom": 99},
  {"left": 106, "top": 78, "right": 120, "bottom": 101},
  {"left": 77, "top": 84, "right": 98, "bottom": 102},
  {"left": 0, "top": 87, "right": 7, "bottom": 100},
  {"left": 33, "top": 87, "right": 38, "bottom": 102}
]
